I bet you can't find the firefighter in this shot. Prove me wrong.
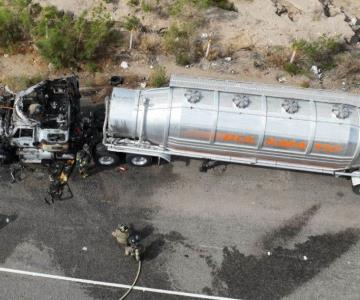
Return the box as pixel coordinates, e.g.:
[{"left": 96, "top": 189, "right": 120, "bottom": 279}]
[
  {"left": 76, "top": 143, "right": 92, "bottom": 178},
  {"left": 45, "top": 160, "right": 74, "bottom": 204}
]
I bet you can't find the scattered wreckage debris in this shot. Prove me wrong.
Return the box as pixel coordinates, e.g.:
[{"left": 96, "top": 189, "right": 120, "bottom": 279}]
[
  {"left": 199, "top": 160, "right": 228, "bottom": 174},
  {"left": 9, "top": 162, "right": 34, "bottom": 183}
]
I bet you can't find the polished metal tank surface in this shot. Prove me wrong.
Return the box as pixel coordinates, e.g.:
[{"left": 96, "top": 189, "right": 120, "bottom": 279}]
[{"left": 105, "top": 75, "right": 360, "bottom": 173}]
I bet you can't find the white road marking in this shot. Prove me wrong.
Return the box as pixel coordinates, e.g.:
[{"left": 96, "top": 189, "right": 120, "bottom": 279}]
[{"left": 0, "top": 267, "right": 242, "bottom": 300}]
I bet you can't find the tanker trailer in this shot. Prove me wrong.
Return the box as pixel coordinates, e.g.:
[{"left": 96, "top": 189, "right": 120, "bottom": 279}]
[{"left": 97, "top": 75, "right": 360, "bottom": 194}]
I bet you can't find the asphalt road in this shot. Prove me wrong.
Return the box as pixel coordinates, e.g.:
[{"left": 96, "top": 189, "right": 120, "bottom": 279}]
[{"left": 0, "top": 157, "right": 360, "bottom": 300}]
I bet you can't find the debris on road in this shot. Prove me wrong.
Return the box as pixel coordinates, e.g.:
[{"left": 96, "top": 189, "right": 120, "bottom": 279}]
[
  {"left": 120, "top": 61, "right": 129, "bottom": 69},
  {"left": 116, "top": 165, "right": 129, "bottom": 173}
]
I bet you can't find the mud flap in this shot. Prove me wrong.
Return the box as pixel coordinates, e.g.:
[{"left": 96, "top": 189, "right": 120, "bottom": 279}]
[{"left": 351, "top": 171, "right": 360, "bottom": 186}]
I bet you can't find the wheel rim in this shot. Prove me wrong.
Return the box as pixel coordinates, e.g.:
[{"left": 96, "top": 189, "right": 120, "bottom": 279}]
[
  {"left": 131, "top": 156, "right": 148, "bottom": 166},
  {"left": 98, "top": 156, "right": 115, "bottom": 165}
]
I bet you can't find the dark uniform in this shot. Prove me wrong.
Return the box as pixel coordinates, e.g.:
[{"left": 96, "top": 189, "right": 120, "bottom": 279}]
[{"left": 76, "top": 144, "right": 92, "bottom": 178}]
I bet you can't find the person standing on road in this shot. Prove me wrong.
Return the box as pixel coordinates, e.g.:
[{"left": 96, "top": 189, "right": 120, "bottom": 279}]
[{"left": 76, "top": 143, "right": 92, "bottom": 178}]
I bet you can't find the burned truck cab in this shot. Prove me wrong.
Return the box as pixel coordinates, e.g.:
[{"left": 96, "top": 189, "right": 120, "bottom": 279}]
[{"left": 0, "top": 76, "right": 80, "bottom": 164}]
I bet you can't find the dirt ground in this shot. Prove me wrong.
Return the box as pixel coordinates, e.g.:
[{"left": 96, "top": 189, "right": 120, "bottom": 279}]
[{"left": 2, "top": 0, "right": 360, "bottom": 92}]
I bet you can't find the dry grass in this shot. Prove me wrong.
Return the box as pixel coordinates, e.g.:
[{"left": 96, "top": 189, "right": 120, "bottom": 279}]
[
  {"left": 265, "top": 46, "right": 290, "bottom": 68},
  {"left": 334, "top": 53, "right": 360, "bottom": 79},
  {"left": 2, "top": 74, "right": 46, "bottom": 92},
  {"left": 139, "top": 34, "right": 162, "bottom": 55}
]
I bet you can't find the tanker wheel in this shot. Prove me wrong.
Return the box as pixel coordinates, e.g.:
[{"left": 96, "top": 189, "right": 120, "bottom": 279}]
[
  {"left": 95, "top": 144, "right": 120, "bottom": 167},
  {"left": 352, "top": 184, "right": 360, "bottom": 195},
  {"left": 126, "top": 154, "right": 153, "bottom": 167}
]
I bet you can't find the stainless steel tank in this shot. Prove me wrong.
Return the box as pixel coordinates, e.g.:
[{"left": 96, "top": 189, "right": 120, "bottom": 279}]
[{"left": 104, "top": 75, "right": 360, "bottom": 174}]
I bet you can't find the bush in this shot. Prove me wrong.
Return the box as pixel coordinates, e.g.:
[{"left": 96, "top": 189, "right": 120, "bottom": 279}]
[
  {"left": 4, "top": 74, "right": 45, "bottom": 91},
  {"left": 164, "top": 23, "right": 199, "bottom": 65},
  {"left": 148, "top": 66, "right": 168, "bottom": 87},
  {"left": 175, "top": 52, "right": 192, "bottom": 66},
  {"left": 292, "top": 34, "right": 344, "bottom": 71},
  {"left": 266, "top": 46, "right": 289, "bottom": 68},
  {"left": 34, "top": 5, "right": 119, "bottom": 68},
  {"left": 122, "top": 15, "right": 141, "bottom": 31},
  {"left": 0, "top": 1, "right": 32, "bottom": 49},
  {"left": 127, "top": 0, "right": 139, "bottom": 6},
  {"left": 139, "top": 34, "right": 161, "bottom": 54},
  {"left": 141, "top": 0, "right": 153, "bottom": 12},
  {"left": 283, "top": 62, "right": 302, "bottom": 75},
  {"left": 169, "top": 0, "right": 237, "bottom": 15}
]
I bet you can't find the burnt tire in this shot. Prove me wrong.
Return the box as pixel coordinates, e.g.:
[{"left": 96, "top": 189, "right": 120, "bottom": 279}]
[
  {"left": 352, "top": 184, "right": 360, "bottom": 195},
  {"left": 95, "top": 144, "right": 120, "bottom": 167},
  {"left": 0, "top": 148, "right": 14, "bottom": 164},
  {"left": 126, "top": 154, "right": 153, "bottom": 167}
]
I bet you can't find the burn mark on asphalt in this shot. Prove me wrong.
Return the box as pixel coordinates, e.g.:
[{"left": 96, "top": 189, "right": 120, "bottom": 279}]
[
  {"left": 206, "top": 229, "right": 359, "bottom": 300},
  {"left": 142, "top": 230, "right": 187, "bottom": 261},
  {"left": 262, "top": 204, "right": 321, "bottom": 250},
  {"left": 336, "top": 191, "right": 344, "bottom": 198},
  {"left": 144, "top": 237, "right": 166, "bottom": 261}
]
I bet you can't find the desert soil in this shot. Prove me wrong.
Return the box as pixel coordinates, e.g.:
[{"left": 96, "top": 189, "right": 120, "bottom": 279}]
[{"left": 1, "top": 0, "right": 360, "bottom": 92}]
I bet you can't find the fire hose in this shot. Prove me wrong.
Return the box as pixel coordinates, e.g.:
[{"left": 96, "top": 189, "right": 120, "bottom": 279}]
[{"left": 119, "top": 260, "right": 142, "bottom": 300}]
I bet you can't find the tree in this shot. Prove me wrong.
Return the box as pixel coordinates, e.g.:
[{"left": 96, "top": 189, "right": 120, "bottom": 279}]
[{"left": 122, "top": 15, "right": 141, "bottom": 50}]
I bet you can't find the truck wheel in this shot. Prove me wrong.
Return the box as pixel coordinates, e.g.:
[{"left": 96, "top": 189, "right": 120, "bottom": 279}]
[
  {"left": 126, "top": 154, "right": 153, "bottom": 167},
  {"left": 95, "top": 144, "right": 120, "bottom": 167},
  {"left": 352, "top": 184, "right": 360, "bottom": 195}
]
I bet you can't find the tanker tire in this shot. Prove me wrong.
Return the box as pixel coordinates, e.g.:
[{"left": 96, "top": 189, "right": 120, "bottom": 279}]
[
  {"left": 95, "top": 144, "right": 120, "bottom": 167},
  {"left": 126, "top": 154, "right": 153, "bottom": 167},
  {"left": 352, "top": 184, "right": 360, "bottom": 195}
]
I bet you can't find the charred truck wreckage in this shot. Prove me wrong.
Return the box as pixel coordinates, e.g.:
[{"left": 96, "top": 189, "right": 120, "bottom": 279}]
[
  {"left": 0, "top": 76, "right": 80, "bottom": 165},
  {"left": 2, "top": 74, "right": 360, "bottom": 195}
]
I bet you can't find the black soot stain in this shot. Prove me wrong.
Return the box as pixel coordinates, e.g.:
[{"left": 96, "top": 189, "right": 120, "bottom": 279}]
[
  {"left": 207, "top": 228, "right": 360, "bottom": 300},
  {"left": 262, "top": 204, "right": 321, "bottom": 250},
  {"left": 336, "top": 191, "right": 344, "bottom": 198},
  {"left": 142, "top": 230, "right": 187, "bottom": 261}
]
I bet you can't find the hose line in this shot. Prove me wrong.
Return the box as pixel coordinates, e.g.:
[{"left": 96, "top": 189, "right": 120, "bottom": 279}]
[{"left": 119, "top": 260, "right": 142, "bottom": 300}]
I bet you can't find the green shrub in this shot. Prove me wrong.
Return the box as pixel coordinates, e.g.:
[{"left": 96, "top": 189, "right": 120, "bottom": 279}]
[
  {"left": 283, "top": 62, "right": 302, "bottom": 75},
  {"left": 292, "top": 34, "right": 344, "bottom": 71},
  {"left": 175, "top": 52, "right": 192, "bottom": 66},
  {"left": 0, "top": 1, "right": 32, "bottom": 49},
  {"left": 127, "top": 0, "right": 139, "bottom": 6},
  {"left": 169, "top": 0, "right": 237, "bottom": 15},
  {"left": 164, "top": 23, "right": 198, "bottom": 65},
  {"left": 122, "top": 15, "right": 141, "bottom": 31},
  {"left": 141, "top": 0, "right": 153, "bottom": 12},
  {"left": 34, "top": 5, "right": 119, "bottom": 68},
  {"left": 4, "top": 74, "right": 46, "bottom": 91},
  {"left": 148, "top": 66, "right": 168, "bottom": 87}
]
